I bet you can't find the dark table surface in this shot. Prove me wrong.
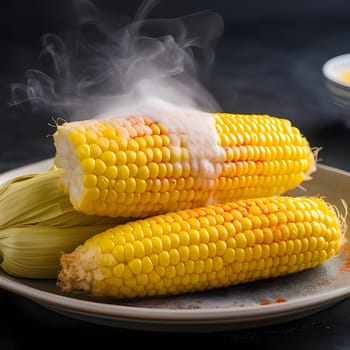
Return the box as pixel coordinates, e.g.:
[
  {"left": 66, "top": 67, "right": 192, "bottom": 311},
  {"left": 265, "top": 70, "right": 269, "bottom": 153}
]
[{"left": 0, "top": 1, "right": 350, "bottom": 349}]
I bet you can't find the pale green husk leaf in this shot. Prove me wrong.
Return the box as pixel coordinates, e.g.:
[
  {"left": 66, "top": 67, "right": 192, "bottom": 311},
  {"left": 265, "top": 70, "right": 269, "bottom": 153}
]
[{"left": 0, "top": 169, "right": 127, "bottom": 279}]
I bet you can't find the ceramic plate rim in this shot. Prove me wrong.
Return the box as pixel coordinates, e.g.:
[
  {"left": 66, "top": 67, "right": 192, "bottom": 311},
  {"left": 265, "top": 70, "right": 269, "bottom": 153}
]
[
  {"left": 0, "top": 269, "right": 350, "bottom": 322},
  {"left": 0, "top": 160, "right": 349, "bottom": 325}
]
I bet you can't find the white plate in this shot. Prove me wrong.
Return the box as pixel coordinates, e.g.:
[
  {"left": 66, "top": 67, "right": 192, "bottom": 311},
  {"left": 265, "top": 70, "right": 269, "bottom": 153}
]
[{"left": 0, "top": 160, "right": 349, "bottom": 332}]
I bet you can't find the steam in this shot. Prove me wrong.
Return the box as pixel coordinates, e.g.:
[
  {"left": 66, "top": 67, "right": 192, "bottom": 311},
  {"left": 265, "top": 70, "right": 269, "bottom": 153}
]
[{"left": 10, "top": 0, "right": 224, "bottom": 121}]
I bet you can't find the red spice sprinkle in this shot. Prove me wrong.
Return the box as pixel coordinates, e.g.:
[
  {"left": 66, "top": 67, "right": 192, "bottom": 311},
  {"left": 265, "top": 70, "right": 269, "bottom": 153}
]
[
  {"left": 260, "top": 298, "right": 288, "bottom": 306},
  {"left": 341, "top": 257, "right": 350, "bottom": 272},
  {"left": 340, "top": 243, "right": 350, "bottom": 253},
  {"left": 275, "top": 298, "right": 288, "bottom": 303}
]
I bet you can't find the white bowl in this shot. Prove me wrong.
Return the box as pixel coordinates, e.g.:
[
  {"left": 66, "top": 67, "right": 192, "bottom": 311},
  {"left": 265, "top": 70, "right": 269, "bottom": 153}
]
[{"left": 322, "top": 53, "right": 350, "bottom": 127}]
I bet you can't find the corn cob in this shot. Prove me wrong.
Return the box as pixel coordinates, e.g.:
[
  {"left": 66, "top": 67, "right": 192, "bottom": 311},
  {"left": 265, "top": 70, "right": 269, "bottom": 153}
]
[
  {"left": 57, "top": 196, "right": 344, "bottom": 299},
  {"left": 53, "top": 112, "right": 316, "bottom": 218}
]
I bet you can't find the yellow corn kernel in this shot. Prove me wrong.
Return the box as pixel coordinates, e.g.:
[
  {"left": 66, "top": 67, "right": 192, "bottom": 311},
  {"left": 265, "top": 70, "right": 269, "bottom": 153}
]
[
  {"left": 53, "top": 113, "right": 316, "bottom": 218},
  {"left": 58, "top": 196, "right": 344, "bottom": 299}
]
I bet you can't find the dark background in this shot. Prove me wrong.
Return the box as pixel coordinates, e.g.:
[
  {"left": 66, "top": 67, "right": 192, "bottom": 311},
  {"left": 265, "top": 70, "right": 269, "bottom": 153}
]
[
  {"left": 0, "top": 1, "right": 350, "bottom": 349},
  {"left": 0, "top": 0, "right": 349, "bottom": 172}
]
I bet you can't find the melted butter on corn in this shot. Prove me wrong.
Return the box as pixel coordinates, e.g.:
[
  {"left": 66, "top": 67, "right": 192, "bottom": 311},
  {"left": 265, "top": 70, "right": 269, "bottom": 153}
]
[
  {"left": 57, "top": 196, "right": 344, "bottom": 299},
  {"left": 54, "top": 112, "right": 316, "bottom": 217}
]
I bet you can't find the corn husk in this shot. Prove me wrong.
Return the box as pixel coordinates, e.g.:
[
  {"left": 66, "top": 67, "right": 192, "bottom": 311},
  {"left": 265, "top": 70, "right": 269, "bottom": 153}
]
[{"left": 0, "top": 168, "right": 128, "bottom": 279}]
